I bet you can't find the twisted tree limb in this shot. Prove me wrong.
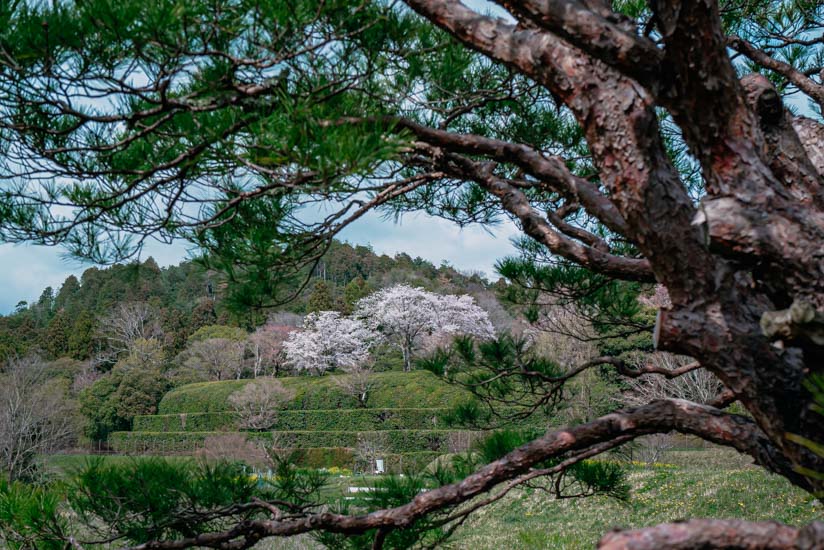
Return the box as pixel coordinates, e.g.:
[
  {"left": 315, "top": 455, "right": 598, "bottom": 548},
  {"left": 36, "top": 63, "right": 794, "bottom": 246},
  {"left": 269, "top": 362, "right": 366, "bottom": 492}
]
[
  {"left": 433, "top": 151, "right": 654, "bottom": 282},
  {"left": 729, "top": 35, "right": 824, "bottom": 111},
  {"left": 402, "top": 0, "right": 715, "bottom": 304},
  {"left": 491, "top": 0, "right": 664, "bottom": 89}
]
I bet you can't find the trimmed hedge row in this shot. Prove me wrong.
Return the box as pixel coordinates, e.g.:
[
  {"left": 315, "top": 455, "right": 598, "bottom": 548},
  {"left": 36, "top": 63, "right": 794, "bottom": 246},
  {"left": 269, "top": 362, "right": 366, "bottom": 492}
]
[
  {"left": 133, "top": 408, "right": 449, "bottom": 433},
  {"left": 109, "top": 429, "right": 484, "bottom": 454},
  {"left": 133, "top": 412, "right": 237, "bottom": 432},
  {"left": 158, "top": 371, "right": 471, "bottom": 414}
]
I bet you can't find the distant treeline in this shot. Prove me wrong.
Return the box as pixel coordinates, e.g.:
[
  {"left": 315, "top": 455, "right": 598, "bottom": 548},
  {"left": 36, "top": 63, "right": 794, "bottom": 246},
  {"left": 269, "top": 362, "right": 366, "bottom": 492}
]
[{"left": 0, "top": 241, "right": 495, "bottom": 361}]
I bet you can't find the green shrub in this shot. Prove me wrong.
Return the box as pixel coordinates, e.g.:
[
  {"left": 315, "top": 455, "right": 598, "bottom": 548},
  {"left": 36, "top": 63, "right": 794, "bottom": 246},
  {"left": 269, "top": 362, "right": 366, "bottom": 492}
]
[
  {"left": 109, "top": 429, "right": 485, "bottom": 454},
  {"left": 133, "top": 408, "right": 447, "bottom": 432},
  {"left": 0, "top": 480, "right": 67, "bottom": 550},
  {"left": 132, "top": 412, "right": 237, "bottom": 432},
  {"left": 68, "top": 458, "right": 261, "bottom": 543},
  {"left": 315, "top": 472, "right": 445, "bottom": 548},
  {"left": 135, "top": 406, "right": 549, "bottom": 433},
  {"left": 158, "top": 371, "right": 471, "bottom": 414},
  {"left": 284, "top": 447, "right": 354, "bottom": 469},
  {"left": 474, "top": 429, "right": 544, "bottom": 464},
  {"left": 0, "top": 457, "right": 328, "bottom": 547}
]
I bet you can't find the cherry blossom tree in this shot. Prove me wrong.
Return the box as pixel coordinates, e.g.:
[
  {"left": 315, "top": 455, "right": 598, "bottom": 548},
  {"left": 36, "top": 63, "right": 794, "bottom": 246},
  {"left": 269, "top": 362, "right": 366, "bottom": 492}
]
[
  {"left": 355, "top": 284, "right": 494, "bottom": 371},
  {"left": 436, "top": 293, "right": 497, "bottom": 339},
  {"left": 283, "top": 312, "right": 379, "bottom": 374}
]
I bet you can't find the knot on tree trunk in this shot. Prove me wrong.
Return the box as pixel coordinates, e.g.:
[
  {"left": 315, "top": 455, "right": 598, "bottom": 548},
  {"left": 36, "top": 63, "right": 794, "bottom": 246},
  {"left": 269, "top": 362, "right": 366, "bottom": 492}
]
[
  {"left": 761, "top": 299, "right": 824, "bottom": 346},
  {"left": 738, "top": 73, "right": 824, "bottom": 205},
  {"left": 741, "top": 73, "right": 784, "bottom": 127}
]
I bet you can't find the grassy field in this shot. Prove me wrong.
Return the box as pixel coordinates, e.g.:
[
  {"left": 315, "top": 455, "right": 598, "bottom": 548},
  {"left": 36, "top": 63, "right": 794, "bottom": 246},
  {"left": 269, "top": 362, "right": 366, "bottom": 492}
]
[
  {"left": 43, "top": 448, "right": 822, "bottom": 549},
  {"left": 250, "top": 448, "right": 822, "bottom": 549},
  {"left": 445, "top": 449, "right": 822, "bottom": 549}
]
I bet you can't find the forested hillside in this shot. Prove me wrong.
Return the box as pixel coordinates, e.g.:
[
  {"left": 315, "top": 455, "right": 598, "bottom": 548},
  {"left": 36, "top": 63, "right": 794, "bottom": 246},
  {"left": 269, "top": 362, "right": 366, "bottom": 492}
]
[{"left": 0, "top": 241, "right": 495, "bottom": 361}]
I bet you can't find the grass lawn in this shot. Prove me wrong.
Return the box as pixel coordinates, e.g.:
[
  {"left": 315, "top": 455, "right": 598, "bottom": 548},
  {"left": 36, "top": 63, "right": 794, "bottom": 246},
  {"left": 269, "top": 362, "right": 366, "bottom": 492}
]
[
  {"left": 42, "top": 453, "right": 192, "bottom": 478},
  {"left": 445, "top": 449, "right": 822, "bottom": 549}
]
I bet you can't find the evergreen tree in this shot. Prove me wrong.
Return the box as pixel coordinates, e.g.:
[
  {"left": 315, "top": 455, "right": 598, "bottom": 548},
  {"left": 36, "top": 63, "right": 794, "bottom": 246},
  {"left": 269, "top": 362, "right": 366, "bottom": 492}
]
[
  {"left": 342, "top": 277, "right": 371, "bottom": 314},
  {"left": 67, "top": 310, "right": 97, "bottom": 360},
  {"left": 159, "top": 307, "right": 190, "bottom": 355},
  {"left": 44, "top": 310, "right": 70, "bottom": 358},
  {"left": 32, "top": 287, "right": 55, "bottom": 327},
  {"left": 79, "top": 341, "right": 169, "bottom": 441},
  {"left": 307, "top": 280, "right": 335, "bottom": 313},
  {"left": 54, "top": 275, "right": 80, "bottom": 316},
  {"left": 189, "top": 299, "right": 218, "bottom": 332}
]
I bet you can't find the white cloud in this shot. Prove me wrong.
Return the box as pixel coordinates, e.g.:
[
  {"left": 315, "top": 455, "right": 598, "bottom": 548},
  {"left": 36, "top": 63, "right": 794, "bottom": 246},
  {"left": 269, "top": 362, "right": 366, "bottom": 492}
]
[
  {"left": 339, "top": 211, "right": 519, "bottom": 276},
  {"left": 0, "top": 245, "right": 86, "bottom": 313}
]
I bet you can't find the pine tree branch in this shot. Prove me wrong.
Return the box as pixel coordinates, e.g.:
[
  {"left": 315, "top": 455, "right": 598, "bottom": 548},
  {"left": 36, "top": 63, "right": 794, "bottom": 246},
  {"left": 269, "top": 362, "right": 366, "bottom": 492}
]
[
  {"left": 402, "top": 0, "right": 715, "bottom": 304},
  {"left": 490, "top": 0, "right": 664, "bottom": 90},
  {"left": 394, "top": 118, "right": 632, "bottom": 236},
  {"left": 728, "top": 35, "right": 824, "bottom": 111},
  {"left": 738, "top": 74, "right": 824, "bottom": 208},
  {"left": 434, "top": 151, "right": 654, "bottom": 282}
]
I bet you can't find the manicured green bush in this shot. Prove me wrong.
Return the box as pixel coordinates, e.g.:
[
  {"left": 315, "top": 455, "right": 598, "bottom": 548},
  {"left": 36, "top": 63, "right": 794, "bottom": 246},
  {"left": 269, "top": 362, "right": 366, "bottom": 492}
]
[
  {"left": 132, "top": 412, "right": 238, "bottom": 432},
  {"left": 109, "top": 429, "right": 484, "bottom": 454},
  {"left": 382, "top": 452, "right": 441, "bottom": 473},
  {"left": 241, "top": 447, "right": 437, "bottom": 473},
  {"left": 133, "top": 408, "right": 449, "bottom": 433},
  {"left": 264, "top": 429, "right": 480, "bottom": 452},
  {"left": 108, "top": 432, "right": 213, "bottom": 453},
  {"left": 283, "top": 447, "right": 354, "bottom": 469},
  {"left": 157, "top": 380, "right": 249, "bottom": 414},
  {"left": 157, "top": 371, "right": 472, "bottom": 414}
]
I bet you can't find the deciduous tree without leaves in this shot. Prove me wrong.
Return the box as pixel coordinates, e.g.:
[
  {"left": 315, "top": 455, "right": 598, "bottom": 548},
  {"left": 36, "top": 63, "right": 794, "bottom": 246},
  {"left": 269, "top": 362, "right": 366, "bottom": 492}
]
[
  {"left": 228, "top": 378, "right": 294, "bottom": 431},
  {"left": 0, "top": 356, "right": 77, "bottom": 481},
  {"left": 248, "top": 323, "right": 294, "bottom": 378},
  {"left": 183, "top": 338, "right": 246, "bottom": 381}
]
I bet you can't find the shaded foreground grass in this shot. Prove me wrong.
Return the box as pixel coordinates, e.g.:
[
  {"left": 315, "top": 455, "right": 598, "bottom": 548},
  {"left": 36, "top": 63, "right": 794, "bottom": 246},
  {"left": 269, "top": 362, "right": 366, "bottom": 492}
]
[
  {"left": 445, "top": 449, "right": 822, "bottom": 549},
  {"left": 43, "top": 448, "right": 822, "bottom": 549}
]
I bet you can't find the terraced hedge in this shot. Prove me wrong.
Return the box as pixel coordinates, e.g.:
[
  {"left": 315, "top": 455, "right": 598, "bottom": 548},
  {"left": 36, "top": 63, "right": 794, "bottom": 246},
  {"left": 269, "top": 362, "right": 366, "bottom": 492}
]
[
  {"left": 132, "top": 412, "right": 236, "bottom": 432},
  {"left": 109, "top": 429, "right": 483, "bottom": 454},
  {"left": 158, "top": 371, "right": 471, "bottom": 414},
  {"left": 116, "top": 371, "right": 549, "bottom": 473},
  {"left": 133, "top": 408, "right": 448, "bottom": 432}
]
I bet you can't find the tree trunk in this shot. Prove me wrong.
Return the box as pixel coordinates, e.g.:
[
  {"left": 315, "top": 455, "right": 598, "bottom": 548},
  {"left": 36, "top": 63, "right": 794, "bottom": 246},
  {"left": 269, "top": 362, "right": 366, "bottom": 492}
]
[{"left": 402, "top": 343, "right": 412, "bottom": 372}]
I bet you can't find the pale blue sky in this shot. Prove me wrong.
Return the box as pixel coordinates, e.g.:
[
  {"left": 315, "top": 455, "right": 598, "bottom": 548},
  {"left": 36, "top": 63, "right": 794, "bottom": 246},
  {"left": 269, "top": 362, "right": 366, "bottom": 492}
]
[{"left": 0, "top": 211, "right": 520, "bottom": 314}]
